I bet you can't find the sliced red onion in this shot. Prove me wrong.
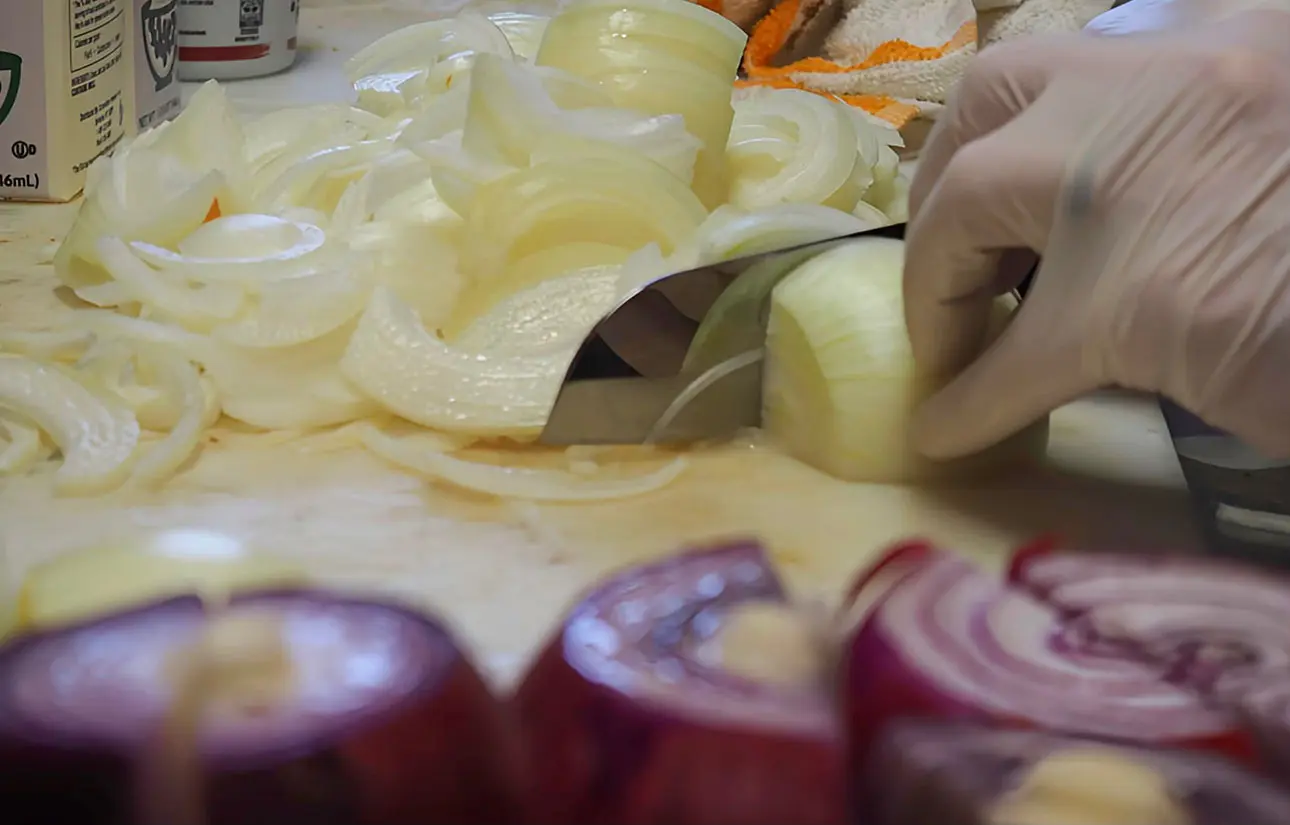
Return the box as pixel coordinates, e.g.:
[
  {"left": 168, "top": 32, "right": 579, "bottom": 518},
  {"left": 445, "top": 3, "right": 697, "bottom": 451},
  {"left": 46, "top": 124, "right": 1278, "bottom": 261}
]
[
  {"left": 514, "top": 541, "right": 849, "bottom": 825},
  {"left": 1009, "top": 541, "right": 1290, "bottom": 700},
  {"left": 861, "top": 720, "right": 1290, "bottom": 825},
  {"left": 0, "top": 589, "right": 524, "bottom": 825},
  {"left": 1237, "top": 674, "right": 1290, "bottom": 780},
  {"left": 842, "top": 543, "right": 1253, "bottom": 768}
]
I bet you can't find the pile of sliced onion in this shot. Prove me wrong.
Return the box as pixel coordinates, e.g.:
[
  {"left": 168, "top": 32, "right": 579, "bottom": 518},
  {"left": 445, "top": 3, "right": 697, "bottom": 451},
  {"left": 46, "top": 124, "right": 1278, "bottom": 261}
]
[
  {"left": 535, "top": 0, "right": 747, "bottom": 209},
  {"left": 6, "top": 0, "right": 910, "bottom": 498}
]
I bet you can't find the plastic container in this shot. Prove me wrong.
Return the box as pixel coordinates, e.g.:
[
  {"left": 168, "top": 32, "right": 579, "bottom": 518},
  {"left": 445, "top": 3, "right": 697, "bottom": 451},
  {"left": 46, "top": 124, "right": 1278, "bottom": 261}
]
[{"left": 176, "top": 0, "right": 300, "bottom": 82}]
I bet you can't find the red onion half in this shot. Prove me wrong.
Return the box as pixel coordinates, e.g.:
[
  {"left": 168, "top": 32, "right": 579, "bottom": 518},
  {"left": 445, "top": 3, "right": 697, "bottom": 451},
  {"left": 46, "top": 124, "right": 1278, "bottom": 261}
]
[
  {"left": 0, "top": 589, "right": 524, "bottom": 825},
  {"left": 861, "top": 719, "right": 1290, "bottom": 825},
  {"left": 841, "top": 542, "right": 1253, "bottom": 767},
  {"left": 1008, "top": 542, "right": 1290, "bottom": 701},
  {"left": 514, "top": 541, "right": 848, "bottom": 825}
]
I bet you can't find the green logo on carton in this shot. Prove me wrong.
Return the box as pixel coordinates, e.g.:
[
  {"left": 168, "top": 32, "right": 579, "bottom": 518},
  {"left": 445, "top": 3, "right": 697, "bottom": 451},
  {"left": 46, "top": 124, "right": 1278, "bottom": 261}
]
[{"left": 0, "top": 52, "right": 20, "bottom": 128}]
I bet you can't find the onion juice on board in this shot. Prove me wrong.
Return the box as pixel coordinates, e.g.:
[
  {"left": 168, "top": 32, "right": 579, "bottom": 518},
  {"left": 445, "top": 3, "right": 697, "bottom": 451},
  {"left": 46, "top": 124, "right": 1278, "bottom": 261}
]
[{"left": 176, "top": 0, "right": 300, "bottom": 82}]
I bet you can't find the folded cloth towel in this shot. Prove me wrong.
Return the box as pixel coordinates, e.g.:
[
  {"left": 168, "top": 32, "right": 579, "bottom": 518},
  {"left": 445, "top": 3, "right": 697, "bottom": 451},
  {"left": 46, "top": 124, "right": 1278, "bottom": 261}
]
[{"left": 718, "top": 0, "right": 1114, "bottom": 129}]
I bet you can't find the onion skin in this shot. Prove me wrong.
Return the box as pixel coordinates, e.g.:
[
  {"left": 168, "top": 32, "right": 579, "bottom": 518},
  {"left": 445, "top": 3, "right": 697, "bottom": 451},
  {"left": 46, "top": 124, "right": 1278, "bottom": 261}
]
[
  {"left": 513, "top": 541, "right": 848, "bottom": 825},
  {"left": 0, "top": 590, "right": 524, "bottom": 825},
  {"left": 840, "top": 541, "right": 1258, "bottom": 775},
  {"left": 860, "top": 720, "right": 1290, "bottom": 825}
]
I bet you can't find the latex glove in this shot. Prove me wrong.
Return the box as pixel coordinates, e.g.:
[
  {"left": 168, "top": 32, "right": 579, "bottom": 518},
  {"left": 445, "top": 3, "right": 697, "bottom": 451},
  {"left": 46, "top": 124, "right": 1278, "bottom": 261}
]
[
  {"left": 903, "top": 9, "right": 1290, "bottom": 461},
  {"left": 1085, "top": 0, "right": 1290, "bottom": 34}
]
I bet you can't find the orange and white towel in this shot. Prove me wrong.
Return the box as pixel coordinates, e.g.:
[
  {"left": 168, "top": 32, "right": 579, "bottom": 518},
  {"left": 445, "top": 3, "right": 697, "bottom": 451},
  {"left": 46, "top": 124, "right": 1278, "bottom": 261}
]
[{"left": 715, "top": 0, "right": 1115, "bottom": 129}]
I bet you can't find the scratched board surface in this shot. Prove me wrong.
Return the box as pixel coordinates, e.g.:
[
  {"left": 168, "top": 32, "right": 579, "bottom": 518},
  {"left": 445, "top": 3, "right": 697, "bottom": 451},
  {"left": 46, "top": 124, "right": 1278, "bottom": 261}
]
[{"left": 0, "top": 2, "right": 1203, "bottom": 689}]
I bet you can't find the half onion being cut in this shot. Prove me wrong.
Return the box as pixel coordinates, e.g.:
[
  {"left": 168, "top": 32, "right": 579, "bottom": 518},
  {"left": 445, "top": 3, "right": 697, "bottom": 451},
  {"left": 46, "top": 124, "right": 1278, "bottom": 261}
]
[
  {"left": 841, "top": 542, "right": 1255, "bottom": 770},
  {"left": 514, "top": 541, "right": 849, "bottom": 825},
  {"left": 861, "top": 720, "right": 1290, "bottom": 825},
  {"left": 0, "top": 590, "right": 524, "bottom": 825}
]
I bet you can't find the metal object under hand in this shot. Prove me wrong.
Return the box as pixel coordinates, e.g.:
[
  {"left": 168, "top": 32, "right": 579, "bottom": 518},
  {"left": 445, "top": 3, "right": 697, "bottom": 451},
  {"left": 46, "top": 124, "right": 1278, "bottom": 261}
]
[{"left": 539, "top": 223, "right": 907, "bottom": 446}]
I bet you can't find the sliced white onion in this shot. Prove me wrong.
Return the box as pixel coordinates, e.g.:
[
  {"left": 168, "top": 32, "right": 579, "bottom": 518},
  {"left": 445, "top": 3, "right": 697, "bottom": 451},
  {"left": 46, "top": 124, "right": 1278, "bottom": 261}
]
[
  {"left": 461, "top": 53, "right": 701, "bottom": 183},
  {"left": 727, "top": 88, "right": 863, "bottom": 211},
  {"left": 73, "top": 281, "right": 135, "bottom": 308},
  {"left": 459, "top": 143, "right": 708, "bottom": 283},
  {"left": 127, "top": 347, "right": 209, "bottom": 487},
  {"left": 179, "top": 214, "right": 327, "bottom": 263},
  {"left": 534, "top": 0, "right": 746, "bottom": 208},
  {"left": 341, "top": 286, "right": 567, "bottom": 437},
  {"left": 146, "top": 80, "right": 247, "bottom": 184},
  {"left": 487, "top": 12, "right": 551, "bottom": 62},
  {"left": 0, "top": 410, "right": 46, "bottom": 475},
  {"left": 358, "top": 422, "right": 687, "bottom": 501},
  {"left": 452, "top": 263, "right": 622, "bottom": 352},
  {"left": 96, "top": 237, "right": 245, "bottom": 329},
  {"left": 200, "top": 324, "right": 375, "bottom": 431},
  {"left": 0, "top": 356, "right": 140, "bottom": 496},
  {"left": 0, "top": 329, "right": 95, "bottom": 362},
  {"left": 251, "top": 139, "right": 393, "bottom": 214},
  {"left": 72, "top": 312, "right": 211, "bottom": 357},
  {"left": 410, "top": 129, "right": 514, "bottom": 218},
  {"left": 344, "top": 13, "right": 514, "bottom": 82},
  {"left": 212, "top": 265, "right": 371, "bottom": 348},
  {"left": 77, "top": 339, "right": 182, "bottom": 431},
  {"left": 56, "top": 171, "right": 225, "bottom": 289},
  {"left": 242, "top": 104, "right": 382, "bottom": 170},
  {"left": 693, "top": 203, "right": 879, "bottom": 263},
  {"left": 397, "top": 81, "right": 472, "bottom": 146},
  {"left": 443, "top": 241, "right": 627, "bottom": 336}
]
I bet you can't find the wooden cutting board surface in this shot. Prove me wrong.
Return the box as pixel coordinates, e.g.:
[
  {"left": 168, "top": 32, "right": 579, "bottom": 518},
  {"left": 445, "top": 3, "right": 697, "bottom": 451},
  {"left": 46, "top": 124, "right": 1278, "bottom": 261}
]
[{"left": 0, "top": 4, "right": 1204, "bottom": 688}]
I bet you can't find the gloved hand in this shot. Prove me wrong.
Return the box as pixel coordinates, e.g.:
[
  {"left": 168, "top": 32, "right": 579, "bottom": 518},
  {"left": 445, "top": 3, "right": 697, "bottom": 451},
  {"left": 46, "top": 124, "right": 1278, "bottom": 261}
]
[{"left": 902, "top": 7, "right": 1290, "bottom": 461}]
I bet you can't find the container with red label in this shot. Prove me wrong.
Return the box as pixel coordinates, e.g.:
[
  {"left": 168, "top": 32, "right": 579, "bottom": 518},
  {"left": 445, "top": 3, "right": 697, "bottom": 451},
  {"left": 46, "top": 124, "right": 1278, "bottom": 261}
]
[{"left": 176, "top": 0, "right": 299, "bottom": 81}]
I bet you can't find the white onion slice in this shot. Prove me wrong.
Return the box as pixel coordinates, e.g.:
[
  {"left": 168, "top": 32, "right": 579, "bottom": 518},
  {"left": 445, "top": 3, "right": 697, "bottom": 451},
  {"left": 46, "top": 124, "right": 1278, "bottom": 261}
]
[
  {"left": 127, "top": 348, "right": 209, "bottom": 487},
  {"left": 0, "top": 356, "right": 140, "bottom": 495},
  {"left": 251, "top": 140, "right": 392, "bottom": 213},
  {"left": 242, "top": 105, "right": 382, "bottom": 170},
  {"left": 727, "top": 89, "right": 862, "bottom": 211},
  {"left": 487, "top": 12, "right": 550, "bottom": 62},
  {"left": 451, "top": 263, "right": 621, "bottom": 353},
  {"left": 73, "top": 282, "right": 135, "bottom": 308},
  {"left": 459, "top": 144, "right": 708, "bottom": 282},
  {"left": 344, "top": 13, "right": 514, "bottom": 81},
  {"left": 693, "top": 204, "right": 879, "bottom": 262},
  {"left": 410, "top": 129, "right": 514, "bottom": 218},
  {"left": 0, "top": 329, "right": 94, "bottom": 362},
  {"left": 176, "top": 214, "right": 327, "bottom": 264},
  {"left": 341, "top": 287, "right": 567, "bottom": 437},
  {"left": 96, "top": 238, "right": 245, "bottom": 329},
  {"left": 200, "top": 325, "right": 375, "bottom": 431},
  {"left": 56, "top": 171, "right": 225, "bottom": 289},
  {"left": 461, "top": 53, "right": 701, "bottom": 183},
  {"left": 76, "top": 340, "right": 181, "bottom": 431},
  {"left": 0, "top": 410, "right": 46, "bottom": 475},
  {"left": 212, "top": 266, "right": 370, "bottom": 349},
  {"left": 358, "top": 422, "right": 687, "bottom": 501},
  {"left": 73, "top": 312, "right": 210, "bottom": 357}
]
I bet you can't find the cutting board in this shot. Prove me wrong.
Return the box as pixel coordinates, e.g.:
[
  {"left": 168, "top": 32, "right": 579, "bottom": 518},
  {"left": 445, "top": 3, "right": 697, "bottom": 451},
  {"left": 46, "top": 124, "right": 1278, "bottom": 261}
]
[{"left": 0, "top": 3, "right": 1205, "bottom": 689}]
